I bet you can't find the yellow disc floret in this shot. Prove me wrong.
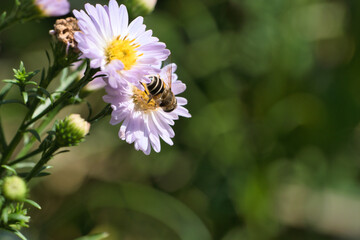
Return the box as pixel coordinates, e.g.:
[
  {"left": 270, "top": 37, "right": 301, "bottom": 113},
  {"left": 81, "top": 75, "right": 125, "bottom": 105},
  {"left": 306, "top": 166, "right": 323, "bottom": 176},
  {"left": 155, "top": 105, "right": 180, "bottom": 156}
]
[
  {"left": 132, "top": 86, "right": 158, "bottom": 112},
  {"left": 105, "top": 36, "right": 140, "bottom": 70}
]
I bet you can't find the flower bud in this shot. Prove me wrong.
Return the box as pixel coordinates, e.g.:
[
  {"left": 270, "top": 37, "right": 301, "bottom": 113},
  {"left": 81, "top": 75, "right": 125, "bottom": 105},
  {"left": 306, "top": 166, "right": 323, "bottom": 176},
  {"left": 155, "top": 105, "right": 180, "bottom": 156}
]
[
  {"left": 55, "top": 114, "right": 90, "bottom": 147},
  {"left": 2, "top": 176, "right": 27, "bottom": 201},
  {"left": 130, "top": 0, "right": 157, "bottom": 16}
]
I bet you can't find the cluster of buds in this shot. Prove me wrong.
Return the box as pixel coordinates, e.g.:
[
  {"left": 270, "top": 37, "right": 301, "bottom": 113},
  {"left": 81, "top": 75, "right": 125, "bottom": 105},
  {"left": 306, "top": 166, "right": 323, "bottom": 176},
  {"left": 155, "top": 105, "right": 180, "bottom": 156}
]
[{"left": 55, "top": 114, "right": 90, "bottom": 147}]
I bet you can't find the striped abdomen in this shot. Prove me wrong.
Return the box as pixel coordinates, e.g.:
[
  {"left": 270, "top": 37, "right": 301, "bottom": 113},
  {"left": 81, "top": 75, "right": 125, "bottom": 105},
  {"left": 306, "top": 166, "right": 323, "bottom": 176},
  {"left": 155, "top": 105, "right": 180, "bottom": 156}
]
[
  {"left": 147, "top": 75, "right": 164, "bottom": 96},
  {"left": 146, "top": 75, "right": 177, "bottom": 112}
]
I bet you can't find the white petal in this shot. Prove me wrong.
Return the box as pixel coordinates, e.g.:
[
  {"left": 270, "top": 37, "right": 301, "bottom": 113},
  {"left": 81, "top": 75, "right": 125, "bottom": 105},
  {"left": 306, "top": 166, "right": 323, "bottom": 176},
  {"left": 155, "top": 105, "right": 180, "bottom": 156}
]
[
  {"left": 108, "top": 0, "right": 121, "bottom": 36},
  {"left": 118, "top": 5, "right": 129, "bottom": 36},
  {"left": 96, "top": 3, "right": 112, "bottom": 39},
  {"left": 144, "top": 114, "right": 161, "bottom": 152},
  {"left": 127, "top": 17, "right": 144, "bottom": 39},
  {"left": 119, "top": 117, "right": 130, "bottom": 140},
  {"left": 174, "top": 106, "right": 191, "bottom": 118},
  {"left": 172, "top": 81, "right": 186, "bottom": 95},
  {"left": 143, "top": 141, "right": 151, "bottom": 155},
  {"left": 176, "top": 97, "right": 188, "bottom": 106}
]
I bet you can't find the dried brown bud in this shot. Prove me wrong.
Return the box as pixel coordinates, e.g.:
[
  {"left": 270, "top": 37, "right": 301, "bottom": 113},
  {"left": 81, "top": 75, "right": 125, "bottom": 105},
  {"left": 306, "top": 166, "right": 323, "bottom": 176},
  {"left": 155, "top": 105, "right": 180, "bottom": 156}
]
[{"left": 50, "top": 17, "right": 80, "bottom": 49}]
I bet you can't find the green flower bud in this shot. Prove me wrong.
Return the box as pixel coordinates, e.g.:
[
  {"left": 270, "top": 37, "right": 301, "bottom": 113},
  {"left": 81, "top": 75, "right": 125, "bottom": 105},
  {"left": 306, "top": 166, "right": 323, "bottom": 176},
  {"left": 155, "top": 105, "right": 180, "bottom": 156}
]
[
  {"left": 128, "top": 0, "right": 157, "bottom": 16},
  {"left": 55, "top": 114, "right": 90, "bottom": 147},
  {"left": 2, "top": 176, "right": 27, "bottom": 201}
]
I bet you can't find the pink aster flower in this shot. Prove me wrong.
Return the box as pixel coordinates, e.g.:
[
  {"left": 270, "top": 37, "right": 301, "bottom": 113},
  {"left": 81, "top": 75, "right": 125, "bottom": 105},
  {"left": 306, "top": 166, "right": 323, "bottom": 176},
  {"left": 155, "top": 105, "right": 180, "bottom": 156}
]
[
  {"left": 73, "top": 0, "right": 170, "bottom": 89},
  {"left": 103, "top": 63, "right": 191, "bottom": 155},
  {"left": 35, "top": 0, "right": 70, "bottom": 17}
]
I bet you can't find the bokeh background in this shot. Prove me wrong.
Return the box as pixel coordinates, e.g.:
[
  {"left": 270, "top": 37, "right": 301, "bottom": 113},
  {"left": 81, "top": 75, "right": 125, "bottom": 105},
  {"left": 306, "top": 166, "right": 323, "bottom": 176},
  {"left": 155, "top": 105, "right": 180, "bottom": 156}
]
[{"left": 1, "top": 0, "right": 360, "bottom": 239}]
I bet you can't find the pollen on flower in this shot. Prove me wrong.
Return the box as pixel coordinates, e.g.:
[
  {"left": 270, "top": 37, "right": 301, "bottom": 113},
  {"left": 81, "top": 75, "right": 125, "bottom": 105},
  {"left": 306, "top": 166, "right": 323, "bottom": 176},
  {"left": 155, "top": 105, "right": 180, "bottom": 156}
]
[
  {"left": 105, "top": 36, "right": 141, "bottom": 70},
  {"left": 132, "top": 86, "right": 158, "bottom": 111}
]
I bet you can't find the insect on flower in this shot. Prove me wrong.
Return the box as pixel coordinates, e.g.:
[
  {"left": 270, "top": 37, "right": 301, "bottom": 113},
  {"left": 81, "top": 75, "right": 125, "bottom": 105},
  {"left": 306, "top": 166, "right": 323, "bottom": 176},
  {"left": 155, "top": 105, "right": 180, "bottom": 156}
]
[
  {"left": 142, "top": 64, "right": 177, "bottom": 113},
  {"left": 103, "top": 63, "right": 191, "bottom": 155}
]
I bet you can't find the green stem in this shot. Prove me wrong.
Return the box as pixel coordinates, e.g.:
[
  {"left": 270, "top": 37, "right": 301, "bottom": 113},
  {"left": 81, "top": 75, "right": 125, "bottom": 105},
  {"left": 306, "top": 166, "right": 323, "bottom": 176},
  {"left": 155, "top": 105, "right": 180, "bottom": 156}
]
[
  {"left": 0, "top": 83, "right": 14, "bottom": 153},
  {"left": 25, "top": 144, "right": 59, "bottom": 182},
  {"left": 27, "top": 90, "right": 73, "bottom": 127},
  {"left": 27, "top": 65, "right": 64, "bottom": 117},
  {"left": 17, "top": 64, "right": 84, "bottom": 157},
  {"left": 0, "top": 117, "right": 29, "bottom": 166},
  {"left": 27, "top": 69, "right": 98, "bottom": 126},
  {"left": 9, "top": 147, "right": 43, "bottom": 166},
  {"left": 0, "top": 117, "right": 7, "bottom": 153},
  {"left": 0, "top": 0, "right": 39, "bottom": 33},
  {"left": 0, "top": 95, "right": 38, "bottom": 168},
  {"left": 17, "top": 103, "right": 63, "bottom": 158}
]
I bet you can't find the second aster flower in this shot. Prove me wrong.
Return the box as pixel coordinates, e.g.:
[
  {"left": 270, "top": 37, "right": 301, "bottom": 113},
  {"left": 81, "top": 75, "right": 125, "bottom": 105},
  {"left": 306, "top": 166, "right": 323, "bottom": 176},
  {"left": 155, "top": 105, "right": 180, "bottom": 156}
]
[
  {"left": 103, "top": 64, "right": 191, "bottom": 155},
  {"left": 73, "top": 0, "right": 170, "bottom": 88}
]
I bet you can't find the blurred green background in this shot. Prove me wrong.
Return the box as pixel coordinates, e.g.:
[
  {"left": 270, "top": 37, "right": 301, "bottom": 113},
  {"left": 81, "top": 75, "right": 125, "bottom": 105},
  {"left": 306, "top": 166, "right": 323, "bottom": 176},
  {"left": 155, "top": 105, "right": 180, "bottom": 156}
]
[{"left": 2, "top": 0, "right": 360, "bottom": 239}]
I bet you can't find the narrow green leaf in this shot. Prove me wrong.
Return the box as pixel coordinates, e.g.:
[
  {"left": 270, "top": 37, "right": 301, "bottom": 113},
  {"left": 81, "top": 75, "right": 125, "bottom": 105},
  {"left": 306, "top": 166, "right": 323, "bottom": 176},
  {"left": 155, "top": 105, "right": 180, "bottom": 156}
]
[
  {"left": 0, "top": 83, "right": 13, "bottom": 100},
  {"left": 36, "top": 172, "right": 51, "bottom": 177},
  {"left": 22, "top": 92, "right": 28, "bottom": 104},
  {"left": 27, "top": 70, "right": 39, "bottom": 78},
  {"left": 25, "top": 129, "right": 41, "bottom": 142},
  {"left": 45, "top": 50, "right": 51, "bottom": 63},
  {"left": 40, "top": 165, "right": 53, "bottom": 171},
  {"left": 24, "top": 199, "right": 41, "bottom": 209},
  {"left": 88, "top": 104, "right": 111, "bottom": 123},
  {"left": 40, "top": 68, "right": 45, "bottom": 82},
  {"left": 2, "top": 207, "right": 8, "bottom": 223},
  {"left": 12, "top": 162, "right": 36, "bottom": 169},
  {"left": 24, "top": 81, "right": 38, "bottom": 86},
  {"left": 13, "top": 230, "right": 27, "bottom": 240},
  {"left": 1, "top": 165, "right": 17, "bottom": 175},
  {"left": 38, "top": 87, "right": 53, "bottom": 103},
  {"left": 3, "top": 227, "right": 27, "bottom": 240},
  {"left": 54, "top": 150, "right": 70, "bottom": 156},
  {"left": 36, "top": 96, "right": 46, "bottom": 102},
  {"left": 3, "top": 79, "right": 19, "bottom": 84},
  {"left": 19, "top": 61, "right": 24, "bottom": 71},
  {"left": 74, "top": 232, "right": 109, "bottom": 240},
  {"left": 8, "top": 213, "right": 30, "bottom": 222},
  {"left": 86, "top": 101, "right": 93, "bottom": 120}
]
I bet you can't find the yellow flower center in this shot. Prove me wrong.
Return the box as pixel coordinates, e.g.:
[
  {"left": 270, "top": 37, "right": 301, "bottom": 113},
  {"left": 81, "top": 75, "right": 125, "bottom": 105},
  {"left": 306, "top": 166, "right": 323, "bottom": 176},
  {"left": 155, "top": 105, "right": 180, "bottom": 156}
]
[
  {"left": 132, "top": 86, "right": 158, "bottom": 112},
  {"left": 105, "top": 36, "right": 141, "bottom": 70}
]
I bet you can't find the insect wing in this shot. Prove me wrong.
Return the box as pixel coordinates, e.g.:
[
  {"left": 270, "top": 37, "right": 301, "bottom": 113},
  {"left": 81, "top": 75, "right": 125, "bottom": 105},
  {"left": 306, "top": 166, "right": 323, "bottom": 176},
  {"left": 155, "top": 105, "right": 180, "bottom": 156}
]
[{"left": 163, "top": 63, "right": 174, "bottom": 89}]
